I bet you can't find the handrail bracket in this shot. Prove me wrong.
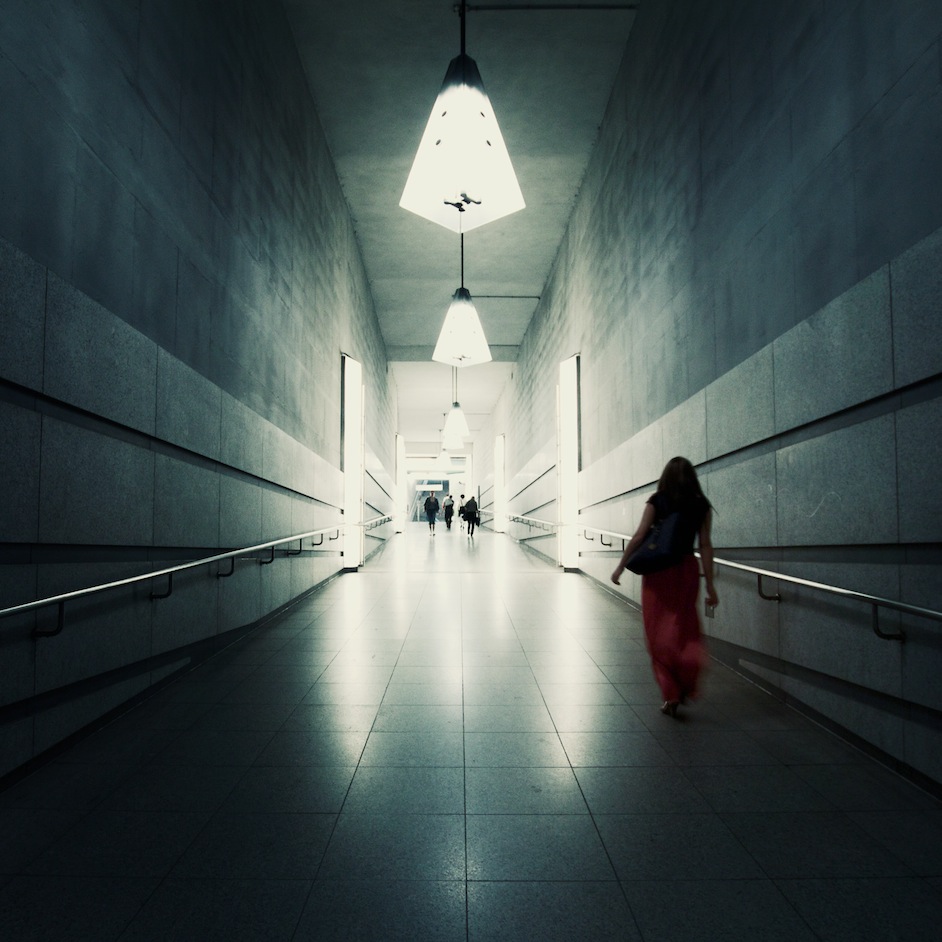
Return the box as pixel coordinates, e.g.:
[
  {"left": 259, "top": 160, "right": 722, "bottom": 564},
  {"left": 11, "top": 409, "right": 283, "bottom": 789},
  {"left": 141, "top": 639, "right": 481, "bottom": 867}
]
[
  {"left": 757, "top": 574, "right": 782, "bottom": 603},
  {"left": 32, "top": 601, "right": 66, "bottom": 638},
  {"left": 151, "top": 573, "right": 173, "bottom": 600},
  {"left": 872, "top": 603, "right": 905, "bottom": 642}
]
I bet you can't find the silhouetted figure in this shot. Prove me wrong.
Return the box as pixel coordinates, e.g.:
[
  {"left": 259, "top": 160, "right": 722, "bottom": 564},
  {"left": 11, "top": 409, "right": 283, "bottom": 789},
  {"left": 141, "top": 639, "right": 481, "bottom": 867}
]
[
  {"left": 443, "top": 494, "right": 455, "bottom": 530},
  {"left": 464, "top": 495, "right": 478, "bottom": 537},
  {"left": 611, "top": 457, "right": 717, "bottom": 718},
  {"left": 424, "top": 492, "right": 440, "bottom": 534}
]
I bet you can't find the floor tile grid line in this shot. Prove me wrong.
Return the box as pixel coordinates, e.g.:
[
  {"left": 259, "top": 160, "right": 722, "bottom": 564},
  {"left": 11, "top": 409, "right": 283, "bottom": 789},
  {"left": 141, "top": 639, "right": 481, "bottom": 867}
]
[
  {"left": 8, "top": 727, "right": 283, "bottom": 939},
  {"left": 132, "top": 597, "right": 341, "bottom": 824},
  {"left": 507, "top": 605, "right": 648, "bottom": 937},
  {"left": 707, "top": 802, "right": 931, "bottom": 942},
  {"left": 586, "top": 612, "right": 942, "bottom": 936},
  {"left": 590, "top": 592, "right": 937, "bottom": 810},
  {"left": 461, "top": 582, "right": 568, "bottom": 928},
  {"left": 564, "top": 598, "right": 928, "bottom": 942},
  {"left": 622, "top": 644, "right": 942, "bottom": 891},
  {"left": 512, "top": 594, "right": 839, "bottom": 940},
  {"left": 1, "top": 645, "right": 296, "bottom": 883},
  {"left": 92, "top": 585, "right": 400, "bottom": 940},
  {"left": 139, "top": 555, "right": 937, "bottom": 938},
  {"left": 725, "top": 804, "right": 930, "bottom": 880},
  {"left": 461, "top": 586, "right": 471, "bottom": 942},
  {"left": 567, "top": 613, "right": 822, "bottom": 928},
  {"left": 620, "top": 793, "right": 833, "bottom": 942},
  {"left": 227, "top": 590, "right": 407, "bottom": 922},
  {"left": 461, "top": 577, "right": 553, "bottom": 929},
  {"left": 12, "top": 532, "right": 937, "bottom": 938},
  {"left": 553, "top": 685, "right": 813, "bottom": 939},
  {"left": 294, "top": 574, "right": 437, "bottom": 936},
  {"left": 272, "top": 648, "right": 378, "bottom": 935},
  {"left": 78, "top": 609, "right": 351, "bottom": 938}
]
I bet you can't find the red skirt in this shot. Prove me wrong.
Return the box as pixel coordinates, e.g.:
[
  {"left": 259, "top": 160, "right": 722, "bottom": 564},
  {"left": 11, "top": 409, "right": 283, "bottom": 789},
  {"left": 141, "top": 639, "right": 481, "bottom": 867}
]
[{"left": 641, "top": 555, "right": 706, "bottom": 702}]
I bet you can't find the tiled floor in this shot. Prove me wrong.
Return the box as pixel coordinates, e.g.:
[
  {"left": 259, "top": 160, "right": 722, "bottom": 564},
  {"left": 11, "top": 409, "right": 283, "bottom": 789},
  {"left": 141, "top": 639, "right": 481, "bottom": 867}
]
[{"left": 2, "top": 523, "right": 942, "bottom": 940}]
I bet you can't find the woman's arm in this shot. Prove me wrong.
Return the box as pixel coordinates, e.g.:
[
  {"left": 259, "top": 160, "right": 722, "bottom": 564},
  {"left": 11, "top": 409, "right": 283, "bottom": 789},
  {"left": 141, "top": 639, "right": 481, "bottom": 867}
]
[
  {"left": 699, "top": 510, "right": 718, "bottom": 607},
  {"left": 611, "top": 502, "right": 657, "bottom": 585}
]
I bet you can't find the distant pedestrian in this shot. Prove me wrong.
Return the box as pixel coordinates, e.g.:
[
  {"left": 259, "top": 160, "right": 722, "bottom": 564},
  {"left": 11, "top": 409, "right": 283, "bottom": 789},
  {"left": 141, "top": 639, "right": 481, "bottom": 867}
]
[
  {"left": 424, "top": 492, "right": 440, "bottom": 533},
  {"left": 464, "top": 495, "right": 478, "bottom": 537},
  {"left": 443, "top": 494, "right": 455, "bottom": 530},
  {"left": 458, "top": 494, "right": 466, "bottom": 531}
]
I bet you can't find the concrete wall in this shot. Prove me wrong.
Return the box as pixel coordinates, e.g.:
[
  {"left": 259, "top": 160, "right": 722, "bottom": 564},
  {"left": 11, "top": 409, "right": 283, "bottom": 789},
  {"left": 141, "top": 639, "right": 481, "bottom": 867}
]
[
  {"left": 0, "top": 1, "right": 395, "bottom": 777},
  {"left": 489, "top": 0, "right": 942, "bottom": 784}
]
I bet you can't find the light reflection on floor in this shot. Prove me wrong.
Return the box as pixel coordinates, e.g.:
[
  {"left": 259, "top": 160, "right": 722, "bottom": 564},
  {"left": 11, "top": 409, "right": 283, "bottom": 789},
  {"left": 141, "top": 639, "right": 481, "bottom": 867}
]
[{"left": 1, "top": 523, "right": 940, "bottom": 940}]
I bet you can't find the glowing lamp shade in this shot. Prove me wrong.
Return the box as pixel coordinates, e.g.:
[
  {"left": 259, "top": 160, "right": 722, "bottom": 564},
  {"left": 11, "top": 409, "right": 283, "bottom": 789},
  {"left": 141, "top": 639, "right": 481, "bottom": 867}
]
[
  {"left": 432, "top": 287, "right": 492, "bottom": 367},
  {"left": 400, "top": 54, "right": 525, "bottom": 233},
  {"left": 442, "top": 401, "right": 471, "bottom": 446},
  {"left": 442, "top": 430, "right": 465, "bottom": 452}
]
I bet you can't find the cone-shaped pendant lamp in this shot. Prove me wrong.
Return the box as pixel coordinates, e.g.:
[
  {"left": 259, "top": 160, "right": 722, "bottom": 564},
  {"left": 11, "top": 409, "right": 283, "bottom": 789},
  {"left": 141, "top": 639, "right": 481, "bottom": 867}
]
[
  {"left": 432, "top": 287, "right": 492, "bottom": 367},
  {"left": 433, "top": 234, "right": 492, "bottom": 367},
  {"left": 442, "top": 402, "right": 471, "bottom": 445},
  {"left": 441, "top": 367, "right": 470, "bottom": 449},
  {"left": 400, "top": 1, "right": 524, "bottom": 233}
]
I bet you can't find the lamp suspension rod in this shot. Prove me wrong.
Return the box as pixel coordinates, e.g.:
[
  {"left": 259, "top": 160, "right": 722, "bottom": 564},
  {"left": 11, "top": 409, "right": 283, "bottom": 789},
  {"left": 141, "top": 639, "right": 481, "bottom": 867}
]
[
  {"left": 460, "top": 0, "right": 467, "bottom": 55},
  {"left": 462, "top": 4, "right": 637, "bottom": 11},
  {"left": 460, "top": 233, "right": 465, "bottom": 288}
]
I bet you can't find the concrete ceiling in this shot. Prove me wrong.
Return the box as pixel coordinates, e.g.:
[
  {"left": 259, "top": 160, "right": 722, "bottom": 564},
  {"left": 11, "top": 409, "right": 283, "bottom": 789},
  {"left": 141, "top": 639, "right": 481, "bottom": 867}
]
[{"left": 283, "top": 0, "right": 637, "bottom": 450}]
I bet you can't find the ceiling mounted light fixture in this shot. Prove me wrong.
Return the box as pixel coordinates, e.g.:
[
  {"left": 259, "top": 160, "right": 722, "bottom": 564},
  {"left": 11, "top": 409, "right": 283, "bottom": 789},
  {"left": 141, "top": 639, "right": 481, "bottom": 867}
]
[
  {"left": 442, "top": 367, "right": 471, "bottom": 449},
  {"left": 442, "top": 408, "right": 469, "bottom": 450},
  {"left": 433, "top": 234, "right": 492, "bottom": 367},
  {"left": 400, "top": 0, "right": 524, "bottom": 233}
]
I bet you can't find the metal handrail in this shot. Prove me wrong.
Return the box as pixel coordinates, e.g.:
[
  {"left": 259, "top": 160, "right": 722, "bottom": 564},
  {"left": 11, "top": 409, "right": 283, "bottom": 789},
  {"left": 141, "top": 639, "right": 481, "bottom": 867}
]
[
  {"left": 705, "top": 557, "right": 941, "bottom": 643},
  {"left": 576, "top": 525, "right": 939, "bottom": 643},
  {"left": 508, "top": 513, "right": 558, "bottom": 532},
  {"left": 580, "top": 524, "right": 631, "bottom": 547},
  {"left": 0, "top": 520, "right": 391, "bottom": 637},
  {"left": 364, "top": 514, "right": 393, "bottom": 531}
]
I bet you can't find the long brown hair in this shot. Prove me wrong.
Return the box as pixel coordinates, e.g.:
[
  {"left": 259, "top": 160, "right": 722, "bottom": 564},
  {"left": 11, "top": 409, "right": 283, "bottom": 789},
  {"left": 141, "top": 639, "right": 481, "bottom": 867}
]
[{"left": 657, "top": 456, "right": 712, "bottom": 511}]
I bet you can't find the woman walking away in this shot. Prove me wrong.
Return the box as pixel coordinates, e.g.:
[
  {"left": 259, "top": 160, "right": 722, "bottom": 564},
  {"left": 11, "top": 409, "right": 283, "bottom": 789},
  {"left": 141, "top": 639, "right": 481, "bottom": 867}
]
[{"left": 611, "top": 457, "right": 718, "bottom": 718}]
